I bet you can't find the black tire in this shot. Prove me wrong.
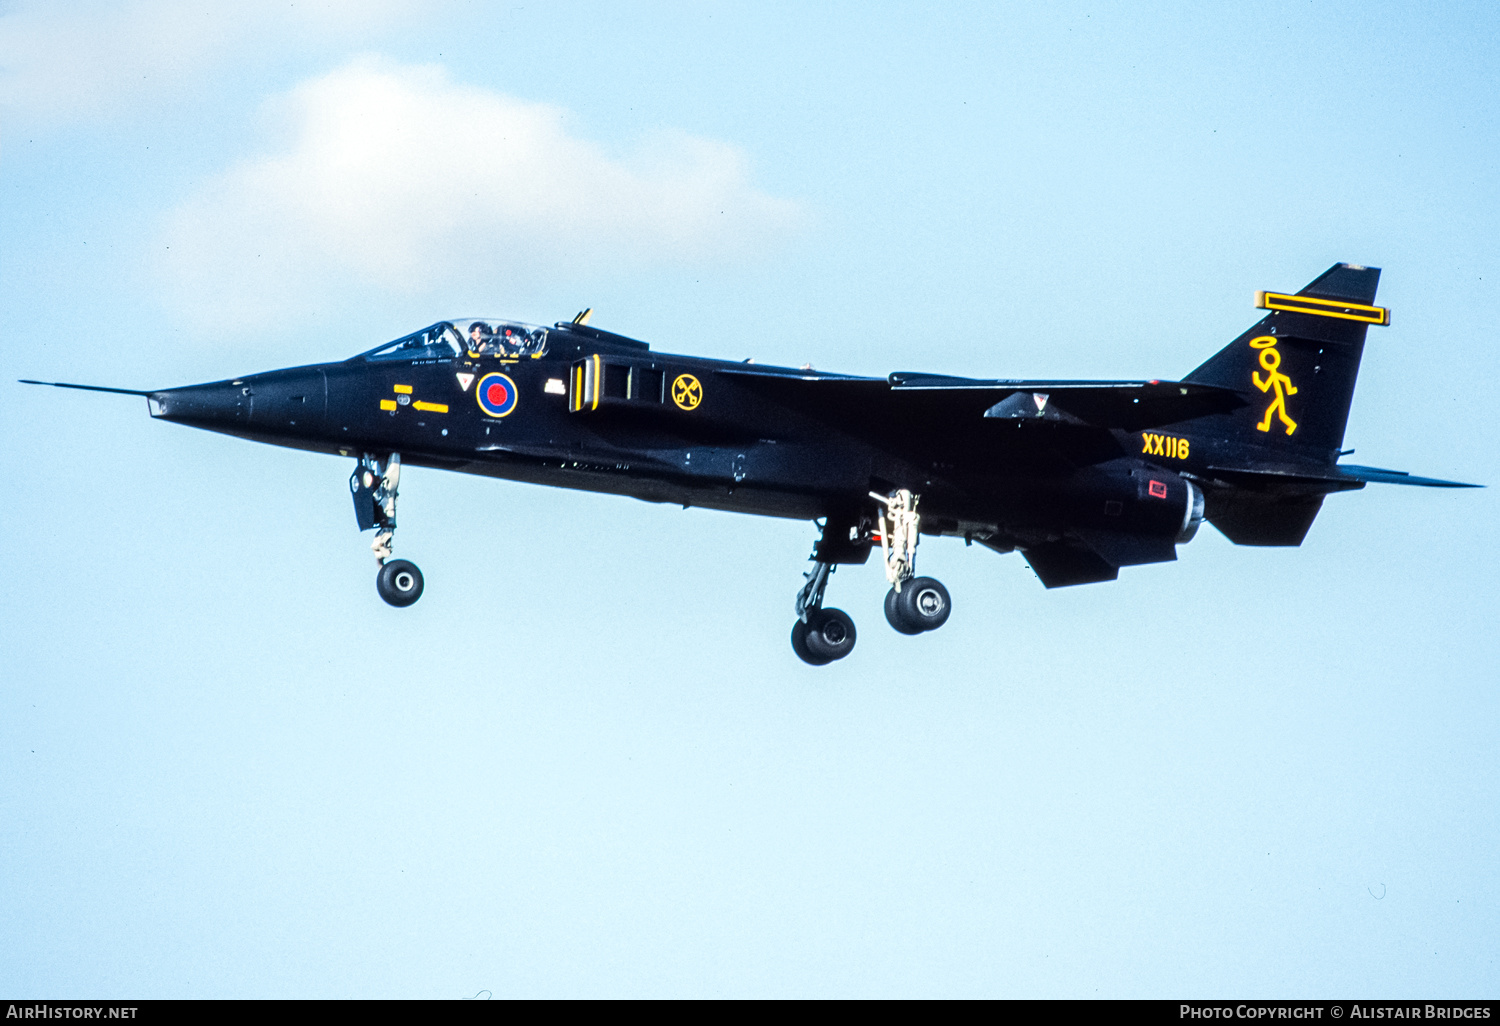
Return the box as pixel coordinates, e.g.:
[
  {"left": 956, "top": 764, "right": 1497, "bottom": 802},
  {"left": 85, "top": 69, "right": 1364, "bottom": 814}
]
[
  {"left": 804, "top": 608, "right": 857, "bottom": 662},
  {"left": 377, "top": 559, "right": 424, "bottom": 607},
  {"left": 884, "top": 587, "right": 925, "bottom": 635},
  {"left": 791, "top": 619, "right": 832, "bottom": 665},
  {"left": 897, "top": 577, "right": 951, "bottom": 632}
]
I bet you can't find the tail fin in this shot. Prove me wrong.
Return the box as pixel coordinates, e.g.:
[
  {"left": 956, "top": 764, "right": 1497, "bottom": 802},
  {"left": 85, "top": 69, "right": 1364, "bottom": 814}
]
[{"left": 1184, "top": 263, "right": 1386, "bottom": 461}]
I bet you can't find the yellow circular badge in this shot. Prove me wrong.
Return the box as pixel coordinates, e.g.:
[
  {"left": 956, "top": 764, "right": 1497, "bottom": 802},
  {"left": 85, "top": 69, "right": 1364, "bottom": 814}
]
[{"left": 671, "top": 373, "right": 703, "bottom": 411}]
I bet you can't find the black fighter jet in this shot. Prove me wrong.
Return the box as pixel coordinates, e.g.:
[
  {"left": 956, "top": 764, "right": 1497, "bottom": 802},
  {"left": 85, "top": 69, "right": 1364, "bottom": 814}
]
[{"left": 22, "top": 263, "right": 1476, "bottom": 665}]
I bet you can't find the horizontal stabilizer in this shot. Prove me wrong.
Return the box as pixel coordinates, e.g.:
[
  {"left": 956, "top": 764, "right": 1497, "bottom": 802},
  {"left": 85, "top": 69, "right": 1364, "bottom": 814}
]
[
  {"left": 1198, "top": 458, "right": 1477, "bottom": 547},
  {"left": 1334, "top": 464, "right": 1481, "bottom": 488},
  {"left": 1206, "top": 462, "right": 1480, "bottom": 490}
]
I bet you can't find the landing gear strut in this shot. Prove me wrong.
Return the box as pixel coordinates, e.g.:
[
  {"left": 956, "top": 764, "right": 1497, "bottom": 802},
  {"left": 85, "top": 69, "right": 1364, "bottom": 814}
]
[
  {"left": 788, "top": 509, "right": 876, "bottom": 666},
  {"left": 785, "top": 492, "right": 954, "bottom": 661},
  {"left": 872, "top": 489, "right": 951, "bottom": 635},
  {"left": 352, "top": 452, "right": 424, "bottom": 607},
  {"left": 793, "top": 559, "right": 857, "bottom": 665}
]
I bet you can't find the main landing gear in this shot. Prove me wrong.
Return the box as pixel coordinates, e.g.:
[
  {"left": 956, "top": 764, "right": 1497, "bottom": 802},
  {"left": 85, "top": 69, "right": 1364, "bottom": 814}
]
[
  {"left": 788, "top": 489, "right": 953, "bottom": 665},
  {"left": 873, "top": 489, "right": 951, "bottom": 636},
  {"left": 792, "top": 560, "right": 858, "bottom": 665},
  {"left": 883, "top": 577, "right": 951, "bottom": 635},
  {"left": 351, "top": 453, "right": 424, "bottom": 607}
]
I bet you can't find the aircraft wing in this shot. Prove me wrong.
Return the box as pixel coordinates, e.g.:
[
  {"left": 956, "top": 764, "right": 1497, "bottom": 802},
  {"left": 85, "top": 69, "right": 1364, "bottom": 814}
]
[{"left": 718, "top": 368, "right": 1244, "bottom": 432}]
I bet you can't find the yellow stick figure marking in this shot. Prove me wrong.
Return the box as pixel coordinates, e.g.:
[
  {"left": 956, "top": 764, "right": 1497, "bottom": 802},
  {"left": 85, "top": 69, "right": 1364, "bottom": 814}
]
[
  {"left": 1249, "top": 335, "right": 1298, "bottom": 435},
  {"left": 672, "top": 374, "right": 703, "bottom": 411}
]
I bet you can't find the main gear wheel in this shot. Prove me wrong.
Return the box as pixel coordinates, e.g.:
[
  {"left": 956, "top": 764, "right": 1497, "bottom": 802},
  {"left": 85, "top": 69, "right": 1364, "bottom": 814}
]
[
  {"left": 883, "top": 576, "right": 950, "bottom": 634},
  {"left": 792, "top": 608, "right": 856, "bottom": 665}
]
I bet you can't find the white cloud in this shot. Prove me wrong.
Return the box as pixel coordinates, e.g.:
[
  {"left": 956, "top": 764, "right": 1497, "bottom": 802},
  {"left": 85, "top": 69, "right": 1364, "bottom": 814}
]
[
  {"left": 0, "top": 0, "right": 418, "bottom": 121},
  {"left": 157, "top": 58, "right": 803, "bottom": 328}
]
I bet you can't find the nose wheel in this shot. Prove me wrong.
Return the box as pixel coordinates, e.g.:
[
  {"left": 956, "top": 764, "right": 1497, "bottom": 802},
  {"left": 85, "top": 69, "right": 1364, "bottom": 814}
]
[
  {"left": 377, "top": 559, "right": 425, "bottom": 607},
  {"left": 352, "top": 452, "right": 425, "bottom": 607}
]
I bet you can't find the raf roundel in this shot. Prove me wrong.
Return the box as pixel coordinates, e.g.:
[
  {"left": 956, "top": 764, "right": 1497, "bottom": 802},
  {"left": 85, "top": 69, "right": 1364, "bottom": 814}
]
[{"left": 476, "top": 372, "right": 519, "bottom": 418}]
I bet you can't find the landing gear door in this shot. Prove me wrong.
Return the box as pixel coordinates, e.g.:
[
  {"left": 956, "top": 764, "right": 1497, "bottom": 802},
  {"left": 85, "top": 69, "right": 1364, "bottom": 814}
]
[{"left": 350, "top": 465, "right": 379, "bottom": 531}]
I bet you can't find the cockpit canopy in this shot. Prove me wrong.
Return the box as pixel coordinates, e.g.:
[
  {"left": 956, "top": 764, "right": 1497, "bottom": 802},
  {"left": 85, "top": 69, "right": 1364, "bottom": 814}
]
[
  {"left": 456, "top": 318, "right": 548, "bottom": 358},
  {"left": 360, "top": 319, "right": 549, "bottom": 362}
]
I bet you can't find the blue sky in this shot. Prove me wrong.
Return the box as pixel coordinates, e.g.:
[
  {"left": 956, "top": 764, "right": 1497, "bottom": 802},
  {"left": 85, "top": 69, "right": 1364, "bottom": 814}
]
[{"left": 2, "top": 0, "right": 1496, "bottom": 998}]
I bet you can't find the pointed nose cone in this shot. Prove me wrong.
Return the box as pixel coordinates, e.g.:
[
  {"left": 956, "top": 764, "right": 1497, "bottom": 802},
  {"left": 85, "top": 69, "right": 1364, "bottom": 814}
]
[
  {"left": 148, "top": 380, "right": 253, "bottom": 429},
  {"left": 148, "top": 368, "right": 328, "bottom": 442}
]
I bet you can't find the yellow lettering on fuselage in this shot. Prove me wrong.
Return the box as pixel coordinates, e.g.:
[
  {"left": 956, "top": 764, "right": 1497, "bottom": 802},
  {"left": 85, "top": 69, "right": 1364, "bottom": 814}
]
[{"left": 1141, "top": 432, "right": 1190, "bottom": 460}]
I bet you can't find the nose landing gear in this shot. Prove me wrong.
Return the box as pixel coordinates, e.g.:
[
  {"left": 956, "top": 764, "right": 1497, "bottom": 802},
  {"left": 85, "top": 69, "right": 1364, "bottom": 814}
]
[{"left": 352, "top": 452, "right": 424, "bottom": 607}]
